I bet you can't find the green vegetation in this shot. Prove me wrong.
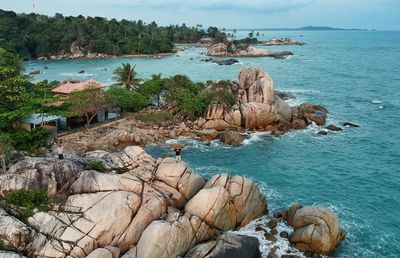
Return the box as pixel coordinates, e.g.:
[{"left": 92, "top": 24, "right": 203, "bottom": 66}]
[
  {"left": 88, "top": 160, "right": 105, "bottom": 172},
  {"left": 0, "top": 132, "right": 13, "bottom": 172},
  {"left": 138, "top": 74, "right": 166, "bottom": 107},
  {"left": 112, "top": 63, "right": 142, "bottom": 91},
  {"left": 0, "top": 9, "right": 227, "bottom": 59},
  {"left": 6, "top": 189, "right": 48, "bottom": 223},
  {"left": 138, "top": 111, "right": 174, "bottom": 124},
  {"left": 8, "top": 128, "right": 50, "bottom": 152},
  {"left": 68, "top": 86, "right": 108, "bottom": 128},
  {"left": 0, "top": 240, "right": 6, "bottom": 250},
  {"left": 105, "top": 87, "right": 148, "bottom": 112}
]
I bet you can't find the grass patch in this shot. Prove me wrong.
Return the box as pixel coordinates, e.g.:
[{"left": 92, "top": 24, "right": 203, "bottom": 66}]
[
  {"left": 0, "top": 240, "right": 7, "bottom": 250},
  {"left": 6, "top": 189, "right": 48, "bottom": 223},
  {"left": 88, "top": 160, "right": 105, "bottom": 171},
  {"left": 137, "top": 111, "right": 173, "bottom": 124}
]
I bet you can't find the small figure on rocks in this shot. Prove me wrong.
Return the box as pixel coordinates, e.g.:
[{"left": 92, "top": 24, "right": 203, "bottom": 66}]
[
  {"left": 172, "top": 144, "right": 183, "bottom": 163},
  {"left": 55, "top": 141, "right": 64, "bottom": 161}
]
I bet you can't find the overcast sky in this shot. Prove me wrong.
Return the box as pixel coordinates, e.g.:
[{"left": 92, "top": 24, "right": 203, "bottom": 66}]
[{"left": 1, "top": 0, "right": 399, "bottom": 30}]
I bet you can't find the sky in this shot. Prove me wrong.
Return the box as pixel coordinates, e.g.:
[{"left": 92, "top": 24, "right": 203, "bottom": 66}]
[{"left": 1, "top": 0, "right": 399, "bottom": 30}]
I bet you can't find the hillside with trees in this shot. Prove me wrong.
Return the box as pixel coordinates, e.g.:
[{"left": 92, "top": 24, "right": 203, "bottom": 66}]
[{"left": 0, "top": 9, "right": 226, "bottom": 59}]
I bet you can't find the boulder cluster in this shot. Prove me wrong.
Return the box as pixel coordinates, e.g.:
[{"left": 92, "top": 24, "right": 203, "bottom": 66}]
[
  {"left": 207, "top": 43, "right": 293, "bottom": 58},
  {"left": 195, "top": 68, "right": 328, "bottom": 136},
  {"left": 0, "top": 147, "right": 346, "bottom": 258}
]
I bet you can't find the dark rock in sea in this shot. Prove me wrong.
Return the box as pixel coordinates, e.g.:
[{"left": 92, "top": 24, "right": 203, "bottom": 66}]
[
  {"left": 317, "top": 131, "right": 328, "bottom": 136},
  {"left": 185, "top": 233, "right": 262, "bottom": 258},
  {"left": 343, "top": 122, "right": 360, "bottom": 127},
  {"left": 269, "top": 51, "right": 294, "bottom": 59},
  {"left": 219, "top": 58, "right": 239, "bottom": 65},
  {"left": 280, "top": 231, "right": 289, "bottom": 239},
  {"left": 263, "top": 232, "right": 277, "bottom": 242},
  {"left": 78, "top": 70, "right": 85, "bottom": 74},
  {"left": 275, "top": 91, "right": 296, "bottom": 100},
  {"left": 44, "top": 66, "right": 48, "bottom": 69},
  {"left": 281, "top": 255, "right": 301, "bottom": 258},
  {"left": 190, "top": 57, "right": 194, "bottom": 60},
  {"left": 271, "top": 228, "right": 278, "bottom": 235},
  {"left": 200, "top": 58, "right": 214, "bottom": 62},
  {"left": 30, "top": 70, "right": 40, "bottom": 75},
  {"left": 267, "top": 218, "right": 278, "bottom": 229},
  {"left": 327, "top": 124, "right": 343, "bottom": 131},
  {"left": 267, "top": 246, "right": 280, "bottom": 258},
  {"left": 219, "top": 131, "right": 245, "bottom": 146}
]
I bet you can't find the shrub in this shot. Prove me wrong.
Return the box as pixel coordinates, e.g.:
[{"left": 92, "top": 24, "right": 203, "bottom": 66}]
[
  {"left": 8, "top": 127, "right": 50, "bottom": 152},
  {"left": 6, "top": 189, "right": 48, "bottom": 223},
  {"left": 0, "top": 240, "right": 6, "bottom": 250},
  {"left": 106, "top": 87, "right": 148, "bottom": 112},
  {"left": 89, "top": 160, "right": 104, "bottom": 171},
  {"left": 138, "top": 111, "right": 173, "bottom": 124}
]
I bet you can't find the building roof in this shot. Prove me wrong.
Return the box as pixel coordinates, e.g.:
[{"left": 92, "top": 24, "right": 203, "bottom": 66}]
[
  {"left": 52, "top": 80, "right": 105, "bottom": 95},
  {"left": 22, "top": 114, "right": 62, "bottom": 125}
]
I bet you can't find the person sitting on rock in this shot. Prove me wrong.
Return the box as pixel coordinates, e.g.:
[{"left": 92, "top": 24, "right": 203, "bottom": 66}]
[{"left": 172, "top": 144, "right": 183, "bottom": 163}]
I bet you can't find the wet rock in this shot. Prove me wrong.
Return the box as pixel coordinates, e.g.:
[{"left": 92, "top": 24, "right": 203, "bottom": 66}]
[
  {"left": 285, "top": 204, "right": 346, "bottom": 255},
  {"left": 267, "top": 246, "right": 280, "bottom": 258},
  {"left": 317, "top": 131, "right": 328, "bottom": 136},
  {"left": 275, "top": 91, "right": 296, "bottom": 101},
  {"left": 343, "top": 122, "right": 360, "bottom": 128},
  {"left": 297, "top": 103, "right": 328, "bottom": 126},
  {"left": 281, "top": 255, "right": 301, "bottom": 258},
  {"left": 327, "top": 124, "right": 342, "bottom": 131},
  {"left": 271, "top": 228, "right": 278, "bottom": 235},
  {"left": 267, "top": 218, "right": 278, "bottom": 229},
  {"left": 185, "top": 233, "right": 262, "bottom": 258},
  {"left": 219, "top": 131, "right": 245, "bottom": 146},
  {"left": 263, "top": 232, "right": 277, "bottom": 242},
  {"left": 280, "top": 231, "right": 289, "bottom": 238}
]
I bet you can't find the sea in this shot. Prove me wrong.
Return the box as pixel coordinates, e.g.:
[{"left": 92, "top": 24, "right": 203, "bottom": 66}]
[{"left": 25, "top": 30, "right": 400, "bottom": 257}]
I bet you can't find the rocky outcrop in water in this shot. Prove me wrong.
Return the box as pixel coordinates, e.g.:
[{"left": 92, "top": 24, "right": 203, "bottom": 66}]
[
  {"left": 207, "top": 43, "right": 293, "bottom": 58},
  {"left": 0, "top": 147, "right": 267, "bottom": 258},
  {"left": 284, "top": 204, "right": 346, "bottom": 255},
  {"left": 261, "top": 38, "right": 305, "bottom": 46},
  {"left": 196, "top": 67, "right": 328, "bottom": 134}
]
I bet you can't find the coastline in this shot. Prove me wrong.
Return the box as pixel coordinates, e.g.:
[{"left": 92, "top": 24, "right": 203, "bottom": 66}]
[{"left": 35, "top": 52, "right": 177, "bottom": 61}]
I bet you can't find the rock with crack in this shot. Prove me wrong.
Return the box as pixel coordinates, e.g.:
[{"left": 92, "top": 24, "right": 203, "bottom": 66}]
[
  {"left": 184, "top": 233, "right": 262, "bottom": 258},
  {"left": 285, "top": 204, "right": 346, "bottom": 255},
  {"left": 237, "top": 68, "right": 274, "bottom": 105},
  {"left": 185, "top": 173, "right": 267, "bottom": 231},
  {"left": 128, "top": 212, "right": 218, "bottom": 258},
  {"left": 0, "top": 207, "right": 32, "bottom": 251},
  {"left": 17, "top": 147, "right": 208, "bottom": 257},
  {"left": 0, "top": 158, "right": 83, "bottom": 198}
]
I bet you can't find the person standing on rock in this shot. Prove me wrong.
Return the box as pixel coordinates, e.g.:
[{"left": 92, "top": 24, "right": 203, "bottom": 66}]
[
  {"left": 56, "top": 142, "right": 64, "bottom": 161},
  {"left": 173, "top": 144, "right": 183, "bottom": 163}
]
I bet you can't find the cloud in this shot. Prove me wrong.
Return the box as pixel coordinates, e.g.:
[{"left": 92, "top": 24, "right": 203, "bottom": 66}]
[{"left": 94, "top": 0, "right": 315, "bottom": 13}]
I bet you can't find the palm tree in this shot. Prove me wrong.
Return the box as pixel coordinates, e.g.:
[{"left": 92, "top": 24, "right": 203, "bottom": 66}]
[{"left": 112, "top": 63, "right": 142, "bottom": 91}]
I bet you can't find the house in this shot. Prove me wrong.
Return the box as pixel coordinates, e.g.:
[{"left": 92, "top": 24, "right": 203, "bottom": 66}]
[
  {"left": 13, "top": 113, "right": 64, "bottom": 132},
  {"left": 52, "top": 80, "right": 106, "bottom": 96}
]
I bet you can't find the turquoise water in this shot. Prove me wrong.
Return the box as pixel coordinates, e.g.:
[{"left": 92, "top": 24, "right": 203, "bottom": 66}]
[{"left": 25, "top": 31, "right": 400, "bottom": 257}]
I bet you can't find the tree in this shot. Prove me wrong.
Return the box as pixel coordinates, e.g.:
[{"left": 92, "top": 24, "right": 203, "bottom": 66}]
[
  {"left": 112, "top": 63, "right": 142, "bottom": 91},
  {"left": 138, "top": 73, "right": 166, "bottom": 107},
  {"left": 105, "top": 87, "right": 148, "bottom": 112},
  {"left": 0, "top": 133, "right": 13, "bottom": 173},
  {"left": 68, "top": 85, "right": 108, "bottom": 128}
]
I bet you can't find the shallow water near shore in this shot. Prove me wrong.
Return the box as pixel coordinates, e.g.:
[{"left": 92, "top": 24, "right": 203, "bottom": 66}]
[{"left": 25, "top": 30, "right": 400, "bottom": 257}]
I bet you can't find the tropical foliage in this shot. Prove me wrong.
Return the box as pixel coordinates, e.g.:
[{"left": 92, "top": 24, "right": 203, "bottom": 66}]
[
  {"left": 0, "top": 9, "right": 227, "bottom": 59},
  {"left": 112, "top": 63, "right": 141, "bottom": 91}
]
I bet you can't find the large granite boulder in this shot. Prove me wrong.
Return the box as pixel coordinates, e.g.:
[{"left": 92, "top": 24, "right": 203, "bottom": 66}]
[
  {"left": 185, "top": 174, "right": 267, "bottom": 230},
  {"left": 285, "top": 204, "right": 346, "bottom": 255},
  {"left": 237, "top": 68, "right": 274, "bottom": 105},
  {"left": 240, "top": 102, "right": 277, "bottom": 130},
  {"left": 131, "top": 213, "right": 218, "bottom": 258},
  {"left": 0, "top": 158, "right": 83, "bottom": 198},
  {"left": 207, "top": 43, "right": 293, "bottom": 58},
  {"left": 219, "top": 131, "right": 246, "bottom": 146},
  {"left": 0, "top": 208, "right": 32, "bottom": 251},
  {"left": 185, "top": 233, "right": 262, "bottom": 258}
]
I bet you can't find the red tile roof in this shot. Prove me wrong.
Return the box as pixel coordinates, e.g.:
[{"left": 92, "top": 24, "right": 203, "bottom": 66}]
[{"left": 52, "top": 80, "right": 105, "bottom": 95}]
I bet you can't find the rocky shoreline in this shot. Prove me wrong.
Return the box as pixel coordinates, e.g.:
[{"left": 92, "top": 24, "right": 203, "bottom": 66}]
[
  {"left": 207, "top": 43, "right": 293, "bottom": 58},
  {"left": 0, "top": 146, "right": 345, "bottom": 258}
]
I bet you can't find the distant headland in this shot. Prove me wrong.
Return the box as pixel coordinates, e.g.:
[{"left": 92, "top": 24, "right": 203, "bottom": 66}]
[{"left": 231, "top": 26, "right": 370, "bottom": 31}]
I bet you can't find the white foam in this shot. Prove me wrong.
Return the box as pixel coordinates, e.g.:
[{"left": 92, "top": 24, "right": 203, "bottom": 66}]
[
  {"left": 372, "top": 100, "right": 383, "bottom": 104},
  {"left": 242, "top": 131, "right": 271, "bottom": 145},
  {"left": 233, "top": 216, "right": 306, "bottom": 258}
]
